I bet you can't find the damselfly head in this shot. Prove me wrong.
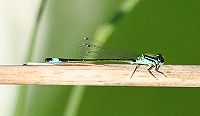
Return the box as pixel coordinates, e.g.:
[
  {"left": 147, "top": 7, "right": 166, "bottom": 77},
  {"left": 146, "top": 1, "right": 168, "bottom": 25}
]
[
  {"left": 156, "top": 53, "right": 162, "bottom": 57},
  {"left": 156, "top": 53, "right": 164, "bottom": 64}
]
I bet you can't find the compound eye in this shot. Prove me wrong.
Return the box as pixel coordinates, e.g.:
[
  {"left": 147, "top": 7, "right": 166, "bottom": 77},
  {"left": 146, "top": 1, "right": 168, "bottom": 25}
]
[
  {"left": 156, "top": 53, "right": 162, "bottom": 57},
  {"left": 159, "top": 57, "right": 164, "bottom": 63}
]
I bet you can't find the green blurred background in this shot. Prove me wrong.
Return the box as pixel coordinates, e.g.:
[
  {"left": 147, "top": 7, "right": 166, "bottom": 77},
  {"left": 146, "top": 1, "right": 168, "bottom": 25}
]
[{"left": 2, "top": 0, "right": 200, "bottom": 116}]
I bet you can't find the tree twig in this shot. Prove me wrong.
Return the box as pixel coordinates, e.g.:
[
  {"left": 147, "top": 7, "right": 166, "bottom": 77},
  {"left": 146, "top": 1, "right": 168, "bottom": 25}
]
[{"left": 0, "top": 64, "right": 200, "bottom": 87}]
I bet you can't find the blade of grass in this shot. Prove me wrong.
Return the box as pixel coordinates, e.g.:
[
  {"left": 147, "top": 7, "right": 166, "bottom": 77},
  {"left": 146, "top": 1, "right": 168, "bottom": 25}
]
[
  {"left": 94, "top": 0, "right": 140, "bottom": 41},
  {"left": 13, "top": 85, "right": 28, "bottom": 116},
  {"left": 62, "top": 86, "right": 85, "bottom": 116},
  {"left": 25, "top": 0, "right": 48, "bottom": 62},
  {"left": 14, "top": 1, "right": 48, "bottom": 116},
  {"left": 63, "top": 0, "right": 141, "bottom": 115}
]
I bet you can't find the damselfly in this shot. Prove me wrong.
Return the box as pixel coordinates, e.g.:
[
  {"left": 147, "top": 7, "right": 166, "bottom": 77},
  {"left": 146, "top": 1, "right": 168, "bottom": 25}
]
[{"left": 45, "top": 37, "right": 167, "bottom": 79}]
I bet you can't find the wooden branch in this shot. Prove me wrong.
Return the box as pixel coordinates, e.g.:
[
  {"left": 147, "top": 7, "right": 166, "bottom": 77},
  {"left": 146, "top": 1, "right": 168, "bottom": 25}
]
[{"left": 0, "top": 64, "right": 200, "bottom": 87}]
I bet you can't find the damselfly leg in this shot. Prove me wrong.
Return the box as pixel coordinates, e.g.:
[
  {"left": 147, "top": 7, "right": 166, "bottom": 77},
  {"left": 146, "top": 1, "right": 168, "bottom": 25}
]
[
  {"left": 130, "top": 64, "right": 140, "bottom": 79},
  {"left": 131, "top": 64, "right": 167, "bottom": 80},
  {"left": 155, "top": 64, "right": 167, "bottom": 77},
  {"left": 148, "top": 65, "right": 158, "bottom": 80}
]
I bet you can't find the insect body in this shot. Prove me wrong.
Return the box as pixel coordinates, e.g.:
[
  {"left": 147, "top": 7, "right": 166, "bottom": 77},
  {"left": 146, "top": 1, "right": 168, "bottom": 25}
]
[{"left": 45, "top": 38, "right": 167, "bottom": 80}]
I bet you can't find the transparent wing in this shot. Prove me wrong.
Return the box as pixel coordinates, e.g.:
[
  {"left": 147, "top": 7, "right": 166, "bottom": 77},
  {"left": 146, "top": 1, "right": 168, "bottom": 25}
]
[{"left": 77, "top": 37, "right": 140, "bottom": 60}]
